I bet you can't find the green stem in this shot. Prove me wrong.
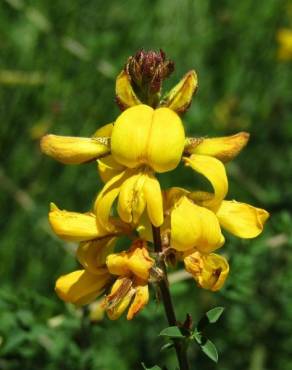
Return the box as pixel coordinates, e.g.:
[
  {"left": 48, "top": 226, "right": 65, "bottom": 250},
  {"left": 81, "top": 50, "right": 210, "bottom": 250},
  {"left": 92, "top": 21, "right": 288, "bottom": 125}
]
[{"left": 152, "top": 225, "right": 190, "bottom": 370}]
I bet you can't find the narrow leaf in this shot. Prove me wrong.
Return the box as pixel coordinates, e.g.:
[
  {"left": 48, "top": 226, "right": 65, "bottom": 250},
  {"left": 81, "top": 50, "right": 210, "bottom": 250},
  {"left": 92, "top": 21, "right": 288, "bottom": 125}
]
[
  {"left": 206, "top": 307, "right": 224, "bottom": 323},
  {"left": 159, "top": 326, "right": 185, "bottom": 339},
  {"left": 197, "top": 306, "right": 225, "bottom": 330},
  {"left": 201, "top": 339, "right": 218, "bottom": 363}
]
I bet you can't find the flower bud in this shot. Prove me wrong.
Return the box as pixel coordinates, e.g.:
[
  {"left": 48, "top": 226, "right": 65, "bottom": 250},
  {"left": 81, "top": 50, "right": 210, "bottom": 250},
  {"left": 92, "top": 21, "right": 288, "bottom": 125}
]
[
  {"left": 160, "top": 70, "right": 198, "bottom": 114},
  {"left": 126, "top": 49, "right": 174, "bottom": 95},
  {"left": 40, "top": 134, "right": 110, "bottom": 164},
  {"left": 115, "top": 70, "right": 142, "bottom": 111},
  {"left": 184, "top": 132, "right": 250, "bottom": 162}
]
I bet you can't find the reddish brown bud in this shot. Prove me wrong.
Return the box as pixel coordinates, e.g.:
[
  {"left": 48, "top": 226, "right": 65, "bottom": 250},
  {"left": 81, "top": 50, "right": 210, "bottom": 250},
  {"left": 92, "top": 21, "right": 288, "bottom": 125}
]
[{"left": 126, "top": 49, "right": 174, "bottom": 95}]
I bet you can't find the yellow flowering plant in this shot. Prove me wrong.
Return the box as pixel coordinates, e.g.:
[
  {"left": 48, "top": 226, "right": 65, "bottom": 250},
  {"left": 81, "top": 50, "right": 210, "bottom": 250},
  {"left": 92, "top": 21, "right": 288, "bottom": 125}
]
[{"left": 41, "top": 50, "right": 269, "bottom": 370}]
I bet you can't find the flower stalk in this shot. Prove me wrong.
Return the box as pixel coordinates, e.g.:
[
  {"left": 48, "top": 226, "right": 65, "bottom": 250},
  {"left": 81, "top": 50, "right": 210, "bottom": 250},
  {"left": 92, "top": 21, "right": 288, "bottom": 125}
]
[{"left": 152, "top": 225, "right": 190, "bottom": 370}]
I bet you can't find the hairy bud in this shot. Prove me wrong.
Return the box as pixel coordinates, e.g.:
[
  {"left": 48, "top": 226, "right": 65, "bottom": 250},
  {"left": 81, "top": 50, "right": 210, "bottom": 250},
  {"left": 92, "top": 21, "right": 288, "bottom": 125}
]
[{"left": 126, "top": 49, "right": 174, "bottom": 96}]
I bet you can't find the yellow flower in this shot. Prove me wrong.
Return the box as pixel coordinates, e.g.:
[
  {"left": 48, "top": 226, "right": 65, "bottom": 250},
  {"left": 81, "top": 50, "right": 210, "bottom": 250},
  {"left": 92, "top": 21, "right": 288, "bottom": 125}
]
[
  {"left": 184, "top": 154, "right": 228, "bottom": 210},
  {"left": 105, "top": 276, "right": 149, "bottom": 320},
  {"left": 184, "top": 251, "right": 229, "bottom": 291},
  {"left": 55, "top": 237, "right": 115, "bottom": 305},
  {"left": 276, "top": 28, "right": 292, "bottom": 61},
  {"left": 94, "top": 166, "right": 163, "bottom": 228},
  {"left": 216, "top": 200, "right": 269, "bottom": 238},
  {"left": 106, "top": 239, "right": 154, "bottom": 280},
  {"left": 171, "top": 196, "right": 225, "bottom": 253},
  {"left": 77, "top": 237, "right": 116, "bottom": 274},
  {"left": 163, "top": 188, "right": 269, "bottom": 253},
  {"left": 111, "top": 104, "right": 185, "bottom": 173},
  {"left": 40, "top": 123, "right": 113, "bottom": 164},
  {"left": 49, "top": 203, "right": 127, "bottom": 242},
  {"left": 104, "top": 240, "right": 154, "bottom": 320},
  {"left": 42, "top": 96, "right": 249, "bottom": 231},
  {"left": 182, "top": 131, "right": 251, "bottom": 209},
  {"left": 55, "top": 269, "right": 111, "bottom": 305},
  {"left": 94, "top": 104, "right": 187, "bottom": 229}
]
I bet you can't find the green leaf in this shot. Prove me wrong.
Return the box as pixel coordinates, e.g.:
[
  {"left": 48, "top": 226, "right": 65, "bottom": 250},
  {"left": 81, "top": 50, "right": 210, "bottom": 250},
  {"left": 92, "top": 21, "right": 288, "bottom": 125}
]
[
  {"left": 201, "top": 339, "right": 218, "bottom": 363},
  {"left": 192, "top": 330, "right": 218, "bottom": 363},
  {"left": 159, "top": 326, "right": 185, "bottom": 339},
  {"left": 160, "top": 342, "right": 174, "bottom": 352},
  {"left": 197, "top": 306, "right": 224, "bottom": 330},
  {"left": 141, "top": 363, "right": 162, "bottom": 370},
  {"left": 193, "top": 330, "right": 203, "bottom": 344},
  {"left": 206, "top": 307, "right": 224, "bottom": 323}
]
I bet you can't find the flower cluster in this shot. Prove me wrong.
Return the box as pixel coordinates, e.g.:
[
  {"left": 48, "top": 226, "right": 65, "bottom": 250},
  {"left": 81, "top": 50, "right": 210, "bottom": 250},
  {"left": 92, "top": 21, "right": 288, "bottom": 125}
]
[{"left": 41, "top": 50, "right": 269, "bottom": 320}]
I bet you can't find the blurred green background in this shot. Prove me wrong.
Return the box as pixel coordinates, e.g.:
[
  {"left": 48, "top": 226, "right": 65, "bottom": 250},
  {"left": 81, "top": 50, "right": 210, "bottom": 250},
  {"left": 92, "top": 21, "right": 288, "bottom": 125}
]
[{"left": 1, "top": 0, "right": 292, "bottom": 369}]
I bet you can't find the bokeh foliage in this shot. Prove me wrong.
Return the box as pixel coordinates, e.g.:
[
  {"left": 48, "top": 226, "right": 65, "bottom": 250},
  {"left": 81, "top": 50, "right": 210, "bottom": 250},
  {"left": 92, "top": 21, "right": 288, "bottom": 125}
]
[{"left": 0, "top": 0, "right": 292, "bottom": 369}]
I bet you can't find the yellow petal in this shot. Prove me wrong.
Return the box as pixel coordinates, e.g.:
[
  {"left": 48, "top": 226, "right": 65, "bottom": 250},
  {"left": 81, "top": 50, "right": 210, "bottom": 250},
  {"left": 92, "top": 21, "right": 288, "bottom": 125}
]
[
  {"left": 94, "top": 169, "right": 132, "bottom": 231},
  {"left": 188, "top": 191, "right": 214, "bottom": 206},
  {"left": 106, "top": 251, "right": 131, "bottom": 276},
  {"left": 111, "top": 105, "right": 185, "bottom": 173},
  {"left": 127, "top": 283, "right": 149, "bottom": 320},
  {"left": 111, "top": 105, "right": 153, "bottom": 169},
  {"left": 117, "top": 171, "right": 146, "bottom": 224},
  {"left": 127, "top": 241, "right": 154, "bottom": 280},
  {"left": 163, "top": 187, "right": 190, "bottom": 213},
  {"left": 147, "top": 107, "right": 185, "bottom": 172},
  {"left": 115, "top": 70, "right": 142, "bottom": 110},
  {"left": 216, "top": 200, "right": 269, "bottom": 238},
  {"left": 160, "top": 70, "right": 198, "bottom": 114},
  {"left": 184, "top": 154, "right": 228, "bottom": 210},
  {"left": 106, "top": 240, "right": 154, "bottom": 280},
  {"left": 40, "top": 135, "right": 110, "bottom": 164},
  {"left": 106, "top": 277, "right": 135, "bottom": 320},
  {"left": 143, "top": 172, "right": 164, "bottom": 226},
  {"left": 185, "top": 132, "right": 250, "bottom": 162},
  {"left": 184, "top": 251, "right": 229, "bottom": 291},
  {"left": 55, "top": 269, "right": 110, "bottom": 305},
  {"left": 49, "top": 203, "right": 108, "bottom": 242},
  {"left": 171, "top": 197, "right": 224, "bottom": 253},
  {"left": 92, "top": 122, "right": 114, "bottom": 138},
  {"left": 77, "top": 237, "right": 116, "bottom": 274},
  {"left": 97, "top": 155, "right": 125, "bottom": 183}
]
